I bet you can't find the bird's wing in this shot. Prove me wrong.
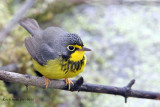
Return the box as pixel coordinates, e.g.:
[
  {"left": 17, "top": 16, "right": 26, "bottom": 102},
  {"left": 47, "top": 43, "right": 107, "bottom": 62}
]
[{"left": 25, "top": 37, "right": 57, "bottom": 65}]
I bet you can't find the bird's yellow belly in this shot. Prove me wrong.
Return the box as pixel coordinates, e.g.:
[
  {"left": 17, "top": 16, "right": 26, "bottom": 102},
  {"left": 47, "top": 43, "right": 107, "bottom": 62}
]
[{"left": 32, "top": 56, "right": 86, "bottom": 79}]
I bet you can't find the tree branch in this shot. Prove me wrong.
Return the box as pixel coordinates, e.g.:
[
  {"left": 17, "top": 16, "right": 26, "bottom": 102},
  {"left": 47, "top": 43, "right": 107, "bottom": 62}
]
[{"left": 0, "top": 70, "right": 160, "bottom": 102}]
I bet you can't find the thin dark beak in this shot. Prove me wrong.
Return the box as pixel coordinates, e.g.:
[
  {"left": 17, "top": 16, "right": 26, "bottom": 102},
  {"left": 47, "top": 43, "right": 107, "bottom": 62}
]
[{"left": 78, "top": 47, "right": 91, "bottom": 51}]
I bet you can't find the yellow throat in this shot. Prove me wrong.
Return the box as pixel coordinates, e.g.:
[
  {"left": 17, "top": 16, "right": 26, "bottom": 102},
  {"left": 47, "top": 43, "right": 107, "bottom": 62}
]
[{"left": 69, "top": 45, "right": 85, "bottom": 61}]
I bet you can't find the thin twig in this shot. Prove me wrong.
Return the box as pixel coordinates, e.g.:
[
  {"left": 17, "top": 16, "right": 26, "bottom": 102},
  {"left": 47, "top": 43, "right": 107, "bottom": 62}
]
[
  {"left": 0, "top": 70, "right": 160, "bottom": 102},
  {"left": 0, "top": 0, "right": 36, "bottom": 42},
  {"left": 0, "top": 63, "right": 18, "bottom": 72}
]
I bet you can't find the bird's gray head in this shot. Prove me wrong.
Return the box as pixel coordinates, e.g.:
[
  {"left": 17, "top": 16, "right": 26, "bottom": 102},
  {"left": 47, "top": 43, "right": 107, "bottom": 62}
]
[{"left": 42, "top": 27, "right": 85, "bottom": 60}]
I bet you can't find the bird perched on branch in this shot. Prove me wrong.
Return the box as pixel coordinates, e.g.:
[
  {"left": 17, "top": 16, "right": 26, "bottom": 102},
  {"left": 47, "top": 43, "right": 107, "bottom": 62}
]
[{"left": 19, "top": 18, "right": 91, "bottom": 90}]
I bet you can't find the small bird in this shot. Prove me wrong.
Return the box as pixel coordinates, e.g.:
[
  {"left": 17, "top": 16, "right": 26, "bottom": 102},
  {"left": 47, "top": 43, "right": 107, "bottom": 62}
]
[{"left": 19, "top": 18, "right": 91, "bottom": 90}]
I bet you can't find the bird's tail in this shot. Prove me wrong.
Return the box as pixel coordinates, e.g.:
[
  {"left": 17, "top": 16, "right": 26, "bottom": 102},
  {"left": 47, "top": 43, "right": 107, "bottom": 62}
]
[{"left": 19, "top": 18, "right": 42, "bottom": 37}]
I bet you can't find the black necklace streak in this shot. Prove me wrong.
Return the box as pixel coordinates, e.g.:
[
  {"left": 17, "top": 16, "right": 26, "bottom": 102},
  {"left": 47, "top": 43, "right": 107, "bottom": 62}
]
[{"left": 61, "top": 56, "right": 85, "bottom": 74}]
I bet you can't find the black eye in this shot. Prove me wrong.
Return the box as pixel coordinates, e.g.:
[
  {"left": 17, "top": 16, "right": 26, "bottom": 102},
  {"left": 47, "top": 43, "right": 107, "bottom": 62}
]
[{"left": 67, "top": 45, "right": 75, "bottom": 51}]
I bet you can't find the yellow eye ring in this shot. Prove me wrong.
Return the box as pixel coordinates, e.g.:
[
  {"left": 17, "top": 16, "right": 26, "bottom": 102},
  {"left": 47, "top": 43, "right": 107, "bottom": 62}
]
[{"left": 67, "top": 45, "right": 75, "bottom": 51}]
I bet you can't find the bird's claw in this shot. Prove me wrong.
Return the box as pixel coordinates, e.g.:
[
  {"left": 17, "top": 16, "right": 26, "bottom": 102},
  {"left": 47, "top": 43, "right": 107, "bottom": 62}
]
[{"left": 65, "top": 78, "right": 74, "bottom": 90}]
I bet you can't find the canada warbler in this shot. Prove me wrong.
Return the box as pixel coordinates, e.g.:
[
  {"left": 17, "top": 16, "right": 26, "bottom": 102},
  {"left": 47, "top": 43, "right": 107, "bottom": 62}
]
[{"left": 20, "top": 18, "right": 91, "bottom": 89}]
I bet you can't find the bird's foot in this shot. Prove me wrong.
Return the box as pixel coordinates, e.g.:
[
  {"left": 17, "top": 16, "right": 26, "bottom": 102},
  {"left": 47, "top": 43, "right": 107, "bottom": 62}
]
[
  {"left": 43, "top": 76, "right": 51, "bottom": 89},
  {"left": 65, "top": 78, "right": 74, "bottom": 90}
]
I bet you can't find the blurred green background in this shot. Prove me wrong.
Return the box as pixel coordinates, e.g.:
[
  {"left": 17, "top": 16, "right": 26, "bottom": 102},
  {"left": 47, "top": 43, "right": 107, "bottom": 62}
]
[{"left": 0, "top": 0, "right": 160, "bottom": 106}]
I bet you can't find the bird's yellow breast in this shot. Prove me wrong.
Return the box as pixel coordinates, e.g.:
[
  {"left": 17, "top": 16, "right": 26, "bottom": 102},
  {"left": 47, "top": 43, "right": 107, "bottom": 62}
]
[{"left": 32, "top": 55, "right": 86, "bottom": 79}]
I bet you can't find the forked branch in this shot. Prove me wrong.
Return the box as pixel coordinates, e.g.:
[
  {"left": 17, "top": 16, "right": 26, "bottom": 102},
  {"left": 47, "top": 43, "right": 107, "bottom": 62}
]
[{"left": 0, "top": 70, "right": 160, "bottom": 103}]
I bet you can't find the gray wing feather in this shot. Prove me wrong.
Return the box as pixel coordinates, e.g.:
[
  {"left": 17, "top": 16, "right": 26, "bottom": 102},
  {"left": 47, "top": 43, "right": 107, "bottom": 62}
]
[
  {"left": 25, "top": 38, "right": 44, "bottom": 65},
  {"left": 25, "top": 37, "right": 57, "bottom": 65}
]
